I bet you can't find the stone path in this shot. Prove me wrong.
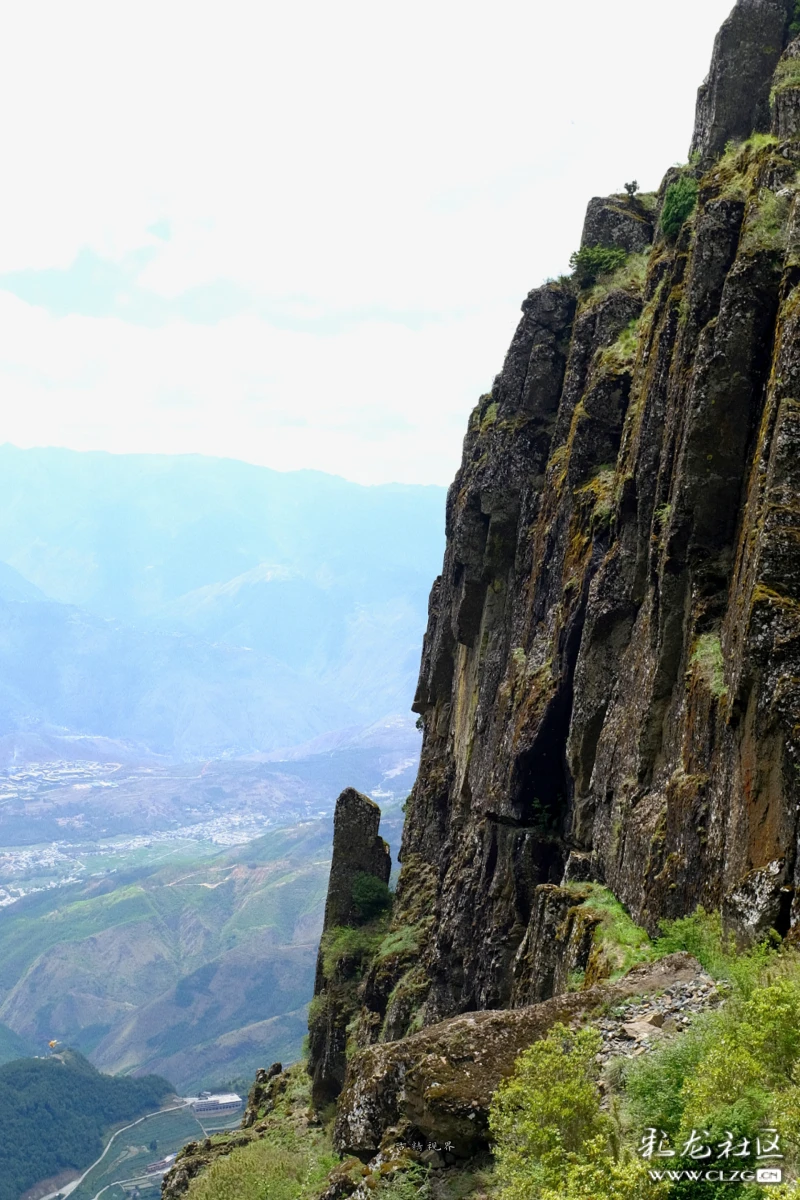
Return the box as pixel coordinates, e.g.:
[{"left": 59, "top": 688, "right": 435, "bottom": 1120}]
[{"left": 595, "top": 971, "right": 722, "bottom": 1072}]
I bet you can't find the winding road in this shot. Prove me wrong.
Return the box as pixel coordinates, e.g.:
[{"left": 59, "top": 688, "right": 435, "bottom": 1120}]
[{"left": 37, "top": 1103, "right": 191, "bottom": 1200}]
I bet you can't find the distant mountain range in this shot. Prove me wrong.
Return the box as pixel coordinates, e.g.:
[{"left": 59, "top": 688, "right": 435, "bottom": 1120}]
[
  {"left": 0, "top": 446, "right": 425, "bottom": 1111},
  {"left": 0, "top": 445, "right": 445, "bottom": 759}
]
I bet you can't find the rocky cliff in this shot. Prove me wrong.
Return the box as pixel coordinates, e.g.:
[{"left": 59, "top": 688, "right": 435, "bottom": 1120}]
[
  {"left": 164, "top": 3, "right": 800, "bottom": 1195},
  {"left": 398, "top": 0, "right": 800, "bottom": 1023},
  {"left": 311, "top": 0, "right": 800, "bottom": 1104}
]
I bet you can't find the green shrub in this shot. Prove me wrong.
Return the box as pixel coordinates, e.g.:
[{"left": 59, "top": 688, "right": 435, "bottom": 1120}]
[
  {"left": 625, "top": 1017, "right": 715, "bottom": 1136},
  {"left": 538, "top": 1135, "right": 668, "bottom": 1200},
  {"left": 490, "top": 1024, "right": 670, "bottom": 1200},
  {"left": 653, "top": 906, "right": 778, "bottom": 995},
  {"left": 741, "top": 189, "right": 791, "bottom": 254},
  {"left": 599, "top": 319, "right": 640, "bottom": 371},
  {"left": 489, "top": 1023, "right": 606, "bottom": 1197},
  {"left": 584, "top": 250, "right": 650, "bottom": 304},
  {"left": 690, "top": 633, "right": 727, "bottom": 698},
  {"left": 624, "top": 966, "right": 800, "bottom": 1187},
  {"left": 661, "top": 175, "right": 699, "bottom": 241},
  {"left": 653, "top": 907, "right": 730, "bottom": 976},
  {"left": 569, "top": 245, "right": 629, "bottom": 288},
  {"left": 792, "top": 0, "right": 800, "bottom": 38},
  {"left": 184, "top": 1125, "right": 338, "bottom": 1200},
  {"left": 680, "top": 1038, "right": 771, "bottom": 1131},
  {"left": 352, "top": 872, "right": 392, "bottom": 923}
]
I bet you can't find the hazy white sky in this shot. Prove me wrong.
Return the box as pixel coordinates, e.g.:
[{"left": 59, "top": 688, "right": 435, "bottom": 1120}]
[{"left": 0, "top": 0, "right": 733, "bottom": 485}]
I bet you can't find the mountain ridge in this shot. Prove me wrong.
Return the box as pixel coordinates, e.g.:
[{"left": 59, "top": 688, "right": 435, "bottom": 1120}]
[{"left": 0, "top": 447, "right": 445, "bottom": 758}]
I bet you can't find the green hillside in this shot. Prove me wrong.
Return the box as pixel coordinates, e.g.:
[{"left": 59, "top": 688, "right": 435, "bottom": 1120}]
[
  {"left": 0, "top": 1049, "right": 170, "bottom": 1200},
  {"left": 0, "top": 1021, "right": 35, "bottom": 1066},
  {"left": 0, "top": 821, "right": 335, "bottom": 1091}
]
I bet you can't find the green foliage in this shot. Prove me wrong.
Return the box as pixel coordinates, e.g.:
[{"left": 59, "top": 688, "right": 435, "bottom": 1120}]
[
  {"left": 586, "top": 250, "right": 651, "bottom": 304},
  {"left": 491, "top": 1023, "right": 669, "bottom": 1200},
  {"left": 183, "top": 1064, "right": 337, "bottom": 1200},
  {"left": 792, "top": 0, "right": 800, "bottom": 39},
  {"left": 569, "top": 245, "right": 629, "bottom": 288},
  {"left": 567, "top": 968, "right": 586, "bottom": 992},
  {"left": 773, "top": 55, "right": 800, "bottom": 98},
  {"left": 0, "top": 1050, "right": 170, "bottom": 1200},
  {"left": 655, "top": 906, "right": 781, "bottom": 1001},
  {"left": 653, "top": 907, "right": 730, "bottom": 974},
  {"left": 654, "top": 502, "right": 672, "bottom": 532},
  {"left": 377, "top": 925, "right": 420, "bottom": 960},
  {"left": 320, "top": 923, "right": 385, "bottom": 978},
  {"left": 489, "top": 905, "right": 800, "bottom": 1200},
  {"left": 721, "top": 133, "right": 780, "bottom": 163},
  {"left": 690, "top": 633, "right": 727, "bottom": 698},
  {"left": 568, "top": 883, "right": 654, "bottom": 978},
  {"left": 538, "top": 1135, "right": 668, "bottom": 1200},
  {"left": 480, "top": 401, "right": 499, "bottom": 432},
  {"left": 490, "top": 1023, "right": 606, "bottom": 1197},
  {"left": 351, "top": 872, "right": 393, "bottom": 923},
  {"left": 740, "top": 189, "right": 792, "bottom": 254},
  {"left": 375, "top": 1164, "right": 432, "bottom": 1200},
  {"left": 624, "top": 935, "right": 800, "bottom": 1193},
  {"left": 716, "top": 134, "right": 781, "bottom": 203},
  {"left": 661, "top": 175, "right": 699, "bottom": 241},
  {"left": 599, "top": 319, "right": 641, "bottom": 371},
  {"left": 185, "top": 1126, "right": 338, "bottom": 1200}
]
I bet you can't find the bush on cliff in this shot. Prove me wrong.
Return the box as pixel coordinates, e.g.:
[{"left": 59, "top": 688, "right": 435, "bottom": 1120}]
[
  {"left": 178, "top": 1065, "right": 338, "bottom": 1200},
  {"left": 622, "top": 930, "right": 800, "bottom": 1195},
  {"left": 489, "top": 1022, "right": 665, "bottom": 1200},
  {"left": 352, "top": 871, "right": 393, "bottom": 923},
  {"left": 660, "top": 175, "right": 699, "bottom": 241},
  {"left": 792, "top": 1, "right": 800, "bottom": 39},
  {"left": 569, "top": 245, "right": 629, "bottom": 288}
]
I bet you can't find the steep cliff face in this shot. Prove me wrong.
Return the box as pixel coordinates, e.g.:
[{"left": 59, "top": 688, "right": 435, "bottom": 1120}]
[
  {"left": 163, "top": 9, "right": 800, "bottom": 1195},
  {"left": 393, "top": 0, "right": 800, "bottom": 1028},
  {"left": 690, "top": 0, "right": 793, "bottom": 160}
]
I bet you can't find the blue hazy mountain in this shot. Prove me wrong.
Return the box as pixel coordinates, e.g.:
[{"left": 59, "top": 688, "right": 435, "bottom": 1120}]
[
  {"left": 0, "top": 445, "right": 445, "bottom": 758},
  {"left": 0, "top": 445, "right": 444, "bottom": 619}
]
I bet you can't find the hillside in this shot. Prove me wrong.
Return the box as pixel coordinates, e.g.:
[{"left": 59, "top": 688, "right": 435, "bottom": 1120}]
[
  {"left": 0, "top": 1049, "right": 170, "bottom": 1200},
  {"left": 0, "top": 819, "right": 355, "bottom": 1092}
]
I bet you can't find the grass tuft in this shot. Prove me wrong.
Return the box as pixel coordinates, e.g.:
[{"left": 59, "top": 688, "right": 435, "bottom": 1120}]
[{"left": 689, "top": 633, "right": 727, "bottom": 698}]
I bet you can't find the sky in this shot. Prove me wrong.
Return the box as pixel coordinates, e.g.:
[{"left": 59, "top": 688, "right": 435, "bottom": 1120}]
[{"left": 0, "top": 0, "right": 735, "bottom": 487}]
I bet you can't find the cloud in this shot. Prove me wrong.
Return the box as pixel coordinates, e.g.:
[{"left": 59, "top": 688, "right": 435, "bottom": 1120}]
[{"left": 0, "top": 0, "right": 734, "bottom": 483}]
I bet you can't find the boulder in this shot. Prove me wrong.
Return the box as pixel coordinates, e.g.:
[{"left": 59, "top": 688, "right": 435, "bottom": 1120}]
[{"left": 334, "top": 954, "right": 704, "bottom": 1159}]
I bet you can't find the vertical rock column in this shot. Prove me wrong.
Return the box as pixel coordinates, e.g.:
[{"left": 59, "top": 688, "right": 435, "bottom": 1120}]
[
  {"left": 690, "top": 0, "right": 791, "bottom": 161},
  {"left": 308, "top": 788, "right": 391, "bottom": 1107}
]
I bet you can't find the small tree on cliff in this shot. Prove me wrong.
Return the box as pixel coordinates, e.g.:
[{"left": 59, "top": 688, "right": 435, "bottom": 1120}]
[{"left": 351, "top": 872, "right": 392, "bottom": 923}]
